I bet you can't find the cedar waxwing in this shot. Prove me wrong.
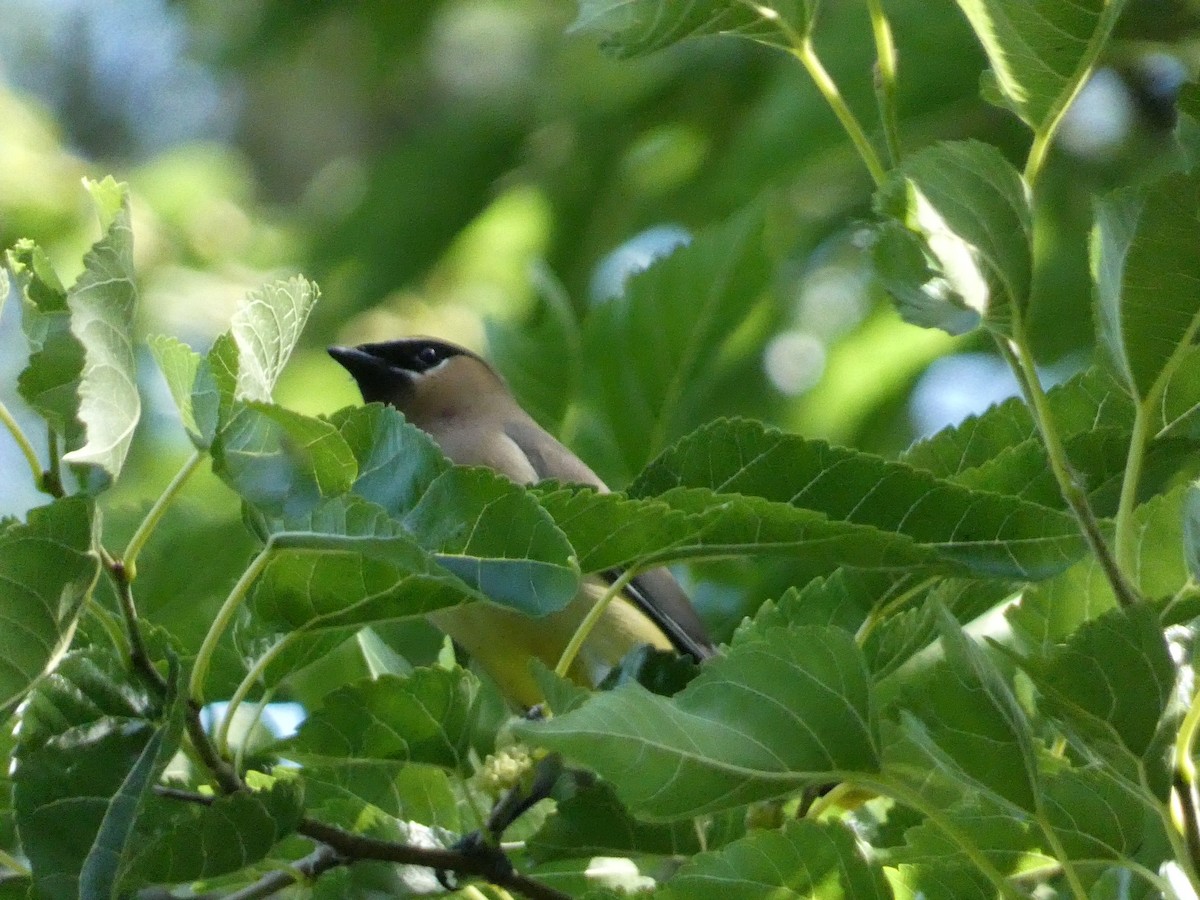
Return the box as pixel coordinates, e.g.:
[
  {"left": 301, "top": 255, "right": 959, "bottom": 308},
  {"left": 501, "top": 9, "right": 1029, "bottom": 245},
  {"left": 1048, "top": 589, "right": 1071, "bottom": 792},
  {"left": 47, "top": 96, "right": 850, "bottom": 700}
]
[{"left": 328, "top": 337, "right": 714, "bottom": 706}]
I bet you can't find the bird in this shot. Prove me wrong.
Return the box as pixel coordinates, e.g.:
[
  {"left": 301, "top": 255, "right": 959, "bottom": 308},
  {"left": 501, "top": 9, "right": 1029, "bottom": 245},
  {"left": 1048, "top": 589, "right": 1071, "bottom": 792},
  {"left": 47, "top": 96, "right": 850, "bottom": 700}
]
[{"left": 328, "top": 337, "right": 714, "bottom": 707}]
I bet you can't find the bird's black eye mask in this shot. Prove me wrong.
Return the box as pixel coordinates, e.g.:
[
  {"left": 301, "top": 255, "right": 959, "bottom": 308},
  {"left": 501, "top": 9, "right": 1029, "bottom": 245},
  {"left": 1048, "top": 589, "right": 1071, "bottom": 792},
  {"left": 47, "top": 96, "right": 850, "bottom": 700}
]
[
  {"left": 359, "top": 339, "right": 463, "bottom": 374},
  {"left": 327, "top": 339, "right": 469, "bottom": 405}
]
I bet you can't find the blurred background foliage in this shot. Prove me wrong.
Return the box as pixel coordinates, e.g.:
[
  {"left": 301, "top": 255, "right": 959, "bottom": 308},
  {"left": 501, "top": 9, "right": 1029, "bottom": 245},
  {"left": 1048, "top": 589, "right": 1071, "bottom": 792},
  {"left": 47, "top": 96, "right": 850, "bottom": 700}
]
[{"left": 1, "top": 0, "right": 1198, "bottom": 698}]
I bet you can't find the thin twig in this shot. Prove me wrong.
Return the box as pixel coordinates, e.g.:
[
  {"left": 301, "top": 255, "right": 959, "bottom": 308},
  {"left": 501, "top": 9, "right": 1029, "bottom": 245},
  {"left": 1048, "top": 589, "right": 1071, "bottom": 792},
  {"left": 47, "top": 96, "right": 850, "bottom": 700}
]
[
  {"left": 198, "top": 846, "right": 345, "bottom": 900},
  {"left": 184, "top": 702, "right": 243, "bottom": 795},
  {"left": 155, "top": 787, "right": 572, "bottom": 900},
  {"left": 994, "top": 334, "right": 1140, "bottom": 607},
  {"left": 100, "top": 546, "right": 166, "bottom": 692}
]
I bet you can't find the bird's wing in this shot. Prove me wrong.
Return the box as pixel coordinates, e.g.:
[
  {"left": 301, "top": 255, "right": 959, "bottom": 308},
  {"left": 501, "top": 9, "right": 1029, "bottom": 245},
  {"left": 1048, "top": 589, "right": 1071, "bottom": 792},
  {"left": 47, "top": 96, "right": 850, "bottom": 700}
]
[
  {"left": 505, "top": 419, "right": 716, "bottom": 662},
  {"left": 503, "top": 420, "right": 607, "bottom": 489},
  {"left": 614, "top": 567, "right": 715, "bottom": 662}
]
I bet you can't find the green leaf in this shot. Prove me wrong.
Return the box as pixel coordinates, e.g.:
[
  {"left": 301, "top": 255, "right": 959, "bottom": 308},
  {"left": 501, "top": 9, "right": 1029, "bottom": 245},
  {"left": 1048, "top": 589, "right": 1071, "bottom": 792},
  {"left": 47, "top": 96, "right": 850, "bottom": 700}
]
[
  {"left": 191, "top": 332, "right": 239, "bottom": 448},
  {"left": 890, "top": 862, "right": 993, "bottom": 900},
  {"left": 518, "top": 625, "right": 879, "bottom": 820},
  {"left": 403, "top": 467, "right": 579, "bottom": 614},
  {"left": 872, "top": 221, "right": 982, "bottom": 335},
  {"left": 896, "top": 795, "right": 1045, "bottom": 873},
  {"left": 874, "top": 140, "right": 1031, "bottom": 336},
  {"left": 332, "top": 403, "right": 448, "bottom": 515},
  {"left": 1186, "top": 483, "right": 1200, "bottom": 581},
  {"left": 248, "top": 503, "right": 480, "bottom": 637},
  {"left": 148, "top": 334, "right": 202, "bottom": 442},
  {"left": 230, "top": 276, "right": 319, "bottom": 403},
  {"left": 571, "top": 0, "right": 817, "bottom": 57},
  {"left": 0, "top": 498, "right": 99, "bottom": 717},
  {"left": 8, "top": 240, "right": 84, "bottom": 441},
  {"left": 211, "top": 402, "right": 358, "bottom": 519},
  {"left": 864, "top": 579, "right": 1015, "bottom": 679},
  {"left": 953, "top": 0, "right": 1120, "bottom": 132},
  {"left": 125, "top": 781, "right": 303, "bottom": 885},
  {"left": 534, "top": 483, "right": 936, "bottom": 576},
  {"left": 582, "top": 209, "right": 771, "bottom": 478},
  {"left": 951, "top": 428, "right": 1196, "bottom": 518},
  {"left": 902, "top": 365, "right": 1132, "bottom": 477},
  {"left": 302, "top": 762, "right": 460, "bottom": 831},
  {"left": 1041, "top": 765, "right": 1155, "bottom": 862},
  {"left": 659, "top": 819, "right": 889, "bottom": 899},
  {"left": 1010, "top": 485, "right": 1187, "bottom": 645},
  {"left": 633, "top": 418, "right": 1084, "bottom": 580},
  {"left": 897, "top": 607, "right": 1038, "bottom": 811},
  {"left": 282, "top": 668, "right": 478, "bottom": 772},
  {"left": 60, "top": 177, "right": 140, "bottom": 482},
  {"left": 242, "top": 489, "right": 576, "bottom": 688},
  {"left": 1022, "top": 604, "right": 1174, "bottom": 760},
  {"left": 14, "top": 651, "right": 184, "bottom": 900},
  {"left": 529, "top": 781, "right": 704, "bottom": 862},
  {"left": 1093, "top": 172, "right": 1200, "bottom": 403}
]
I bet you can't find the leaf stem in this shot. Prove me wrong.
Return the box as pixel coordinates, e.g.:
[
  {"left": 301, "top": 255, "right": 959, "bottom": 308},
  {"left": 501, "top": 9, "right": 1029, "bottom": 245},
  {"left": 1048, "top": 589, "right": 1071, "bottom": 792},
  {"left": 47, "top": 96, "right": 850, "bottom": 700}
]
[
  {"left": 866, "top": 0, "right": 902, "bottom": 166},
  {"left": 856, "top": 775, "right": 1025, "bottom": 900},
  {"left": 1172, "top": 691, "right": 1200, "bottom": 888},
  {"left": 0, "top": 399, "right": 43, "bottom": 491},
  {"left": 554, "top": 569, "right": 637, "bottom": 680},
  {"left": 218, "top": 633, "right": 295, "bottom": 755},
  {"left": 85, "top": 596, "right": 129, "bottom": 657},
  {"left": 995, "top": 334, "right": 1139, "bottom": 607},
  {"left": 100, "top": 546, "right": 166, "bottom": 691},
  {"left": 1021, "top": 0, "right": 1128, "bottom": 188},
  {"left": 1033, "top": 811, "right": 1088, "bottom": 900},
  {"left": 190, "top": 544, "right": 274, "bottom": 704},
  {"left": 123, "top": 448, "right": 205, "bottom": 579},
  {"left": 1113, "top": 403, "right": 1151, "bottom": 575},
  {"left": 0, "top": 847, "right": 30, "bottom": 878},
  {"left": 790, "top": 38, "right": 887, "bottom": 186},
  {"left": 854, "top": 575, "right": 936, "bottom": 645}
]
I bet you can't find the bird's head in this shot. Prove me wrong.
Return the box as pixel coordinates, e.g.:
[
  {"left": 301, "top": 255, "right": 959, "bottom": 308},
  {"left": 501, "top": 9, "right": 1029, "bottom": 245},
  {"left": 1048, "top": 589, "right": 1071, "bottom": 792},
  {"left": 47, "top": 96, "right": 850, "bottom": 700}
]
[{"left": 328, "top": 337, "right": 505, "bottom": 422}]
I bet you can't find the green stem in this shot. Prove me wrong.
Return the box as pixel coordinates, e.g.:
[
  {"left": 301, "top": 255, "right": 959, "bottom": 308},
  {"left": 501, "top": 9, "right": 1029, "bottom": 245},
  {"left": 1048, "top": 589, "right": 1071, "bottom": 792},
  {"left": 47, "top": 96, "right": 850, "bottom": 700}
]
[
  {"left": 1114, "top": 403, "right": 1151, "bottom": 575},
  {"left": 1033, "top": 811, "right": 1088, "bottom": 900},
  {"left": 0, "top": 847, "right": 30, "bottom": 878},
  {"left": 123, "top": 449, "right": 204, "bottom": 579},
  {"left": 854, "top": 575, "right": 936, "bottom": 645},
  {"left": 554, "top": 569, "right": 637, "bottom": 681},
  {"left": 866, "top": 0, "right": 902, "bottom": 166},
  {"left": 791, "top": 37, "right": 887, "bottom": 186},
  {"left": 1022, "top": 0, "right": 1128, "bottom": 188},
  {"left": 218, "top": 634, "right": 294, "bottom": 756},
  {"left": 86, "top": 596, "right": 129, "bottom": 657},
  {"left": 190, "top": 545, "right": 273, "bottom": 704},
  {"left": 856, "top": 776, "right": 1025, "bottom": 900},
  {"left": 0, "top": 399, "right": 43, "bottom": 490},
  {"left": 995, "top": 334, "right": 1139, "bottom": 607},
  {"left": 233, "top": 687, "right": 276, "bottom": 776}
]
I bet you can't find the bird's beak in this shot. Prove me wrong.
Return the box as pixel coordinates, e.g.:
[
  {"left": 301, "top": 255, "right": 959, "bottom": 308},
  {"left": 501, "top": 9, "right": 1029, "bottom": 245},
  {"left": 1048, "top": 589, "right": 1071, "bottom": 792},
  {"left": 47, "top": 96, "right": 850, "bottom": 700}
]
[
  {"left": 328, "top": 345, "right": 408, "bottom": 403},
  {"left": 328, "top": 345, "right": 384, "bottom": 377}
]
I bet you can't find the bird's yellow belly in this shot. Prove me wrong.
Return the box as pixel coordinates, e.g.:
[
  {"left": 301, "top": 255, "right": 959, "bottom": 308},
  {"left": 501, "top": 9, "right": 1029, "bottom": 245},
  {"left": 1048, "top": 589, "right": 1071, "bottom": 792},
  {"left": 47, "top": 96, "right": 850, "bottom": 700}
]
[{"left": 428, "top": 579, "right": 672, "bottom": 708}]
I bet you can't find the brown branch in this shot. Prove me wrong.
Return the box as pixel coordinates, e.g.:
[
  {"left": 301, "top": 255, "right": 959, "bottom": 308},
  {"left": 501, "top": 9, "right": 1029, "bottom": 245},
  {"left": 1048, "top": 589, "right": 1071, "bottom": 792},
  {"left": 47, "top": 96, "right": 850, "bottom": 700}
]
[
  {"left": 184, "top": 701, "right": 243, "bottom": 795},
  {"left": 99, "top": 546, "right": 166, "bottom": 692},
  {"left": 155, "top": 786, "right": 571, "bottom": 900},
  {"left": 202, "top": 845, "right": 345, "bottom": 900}
]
